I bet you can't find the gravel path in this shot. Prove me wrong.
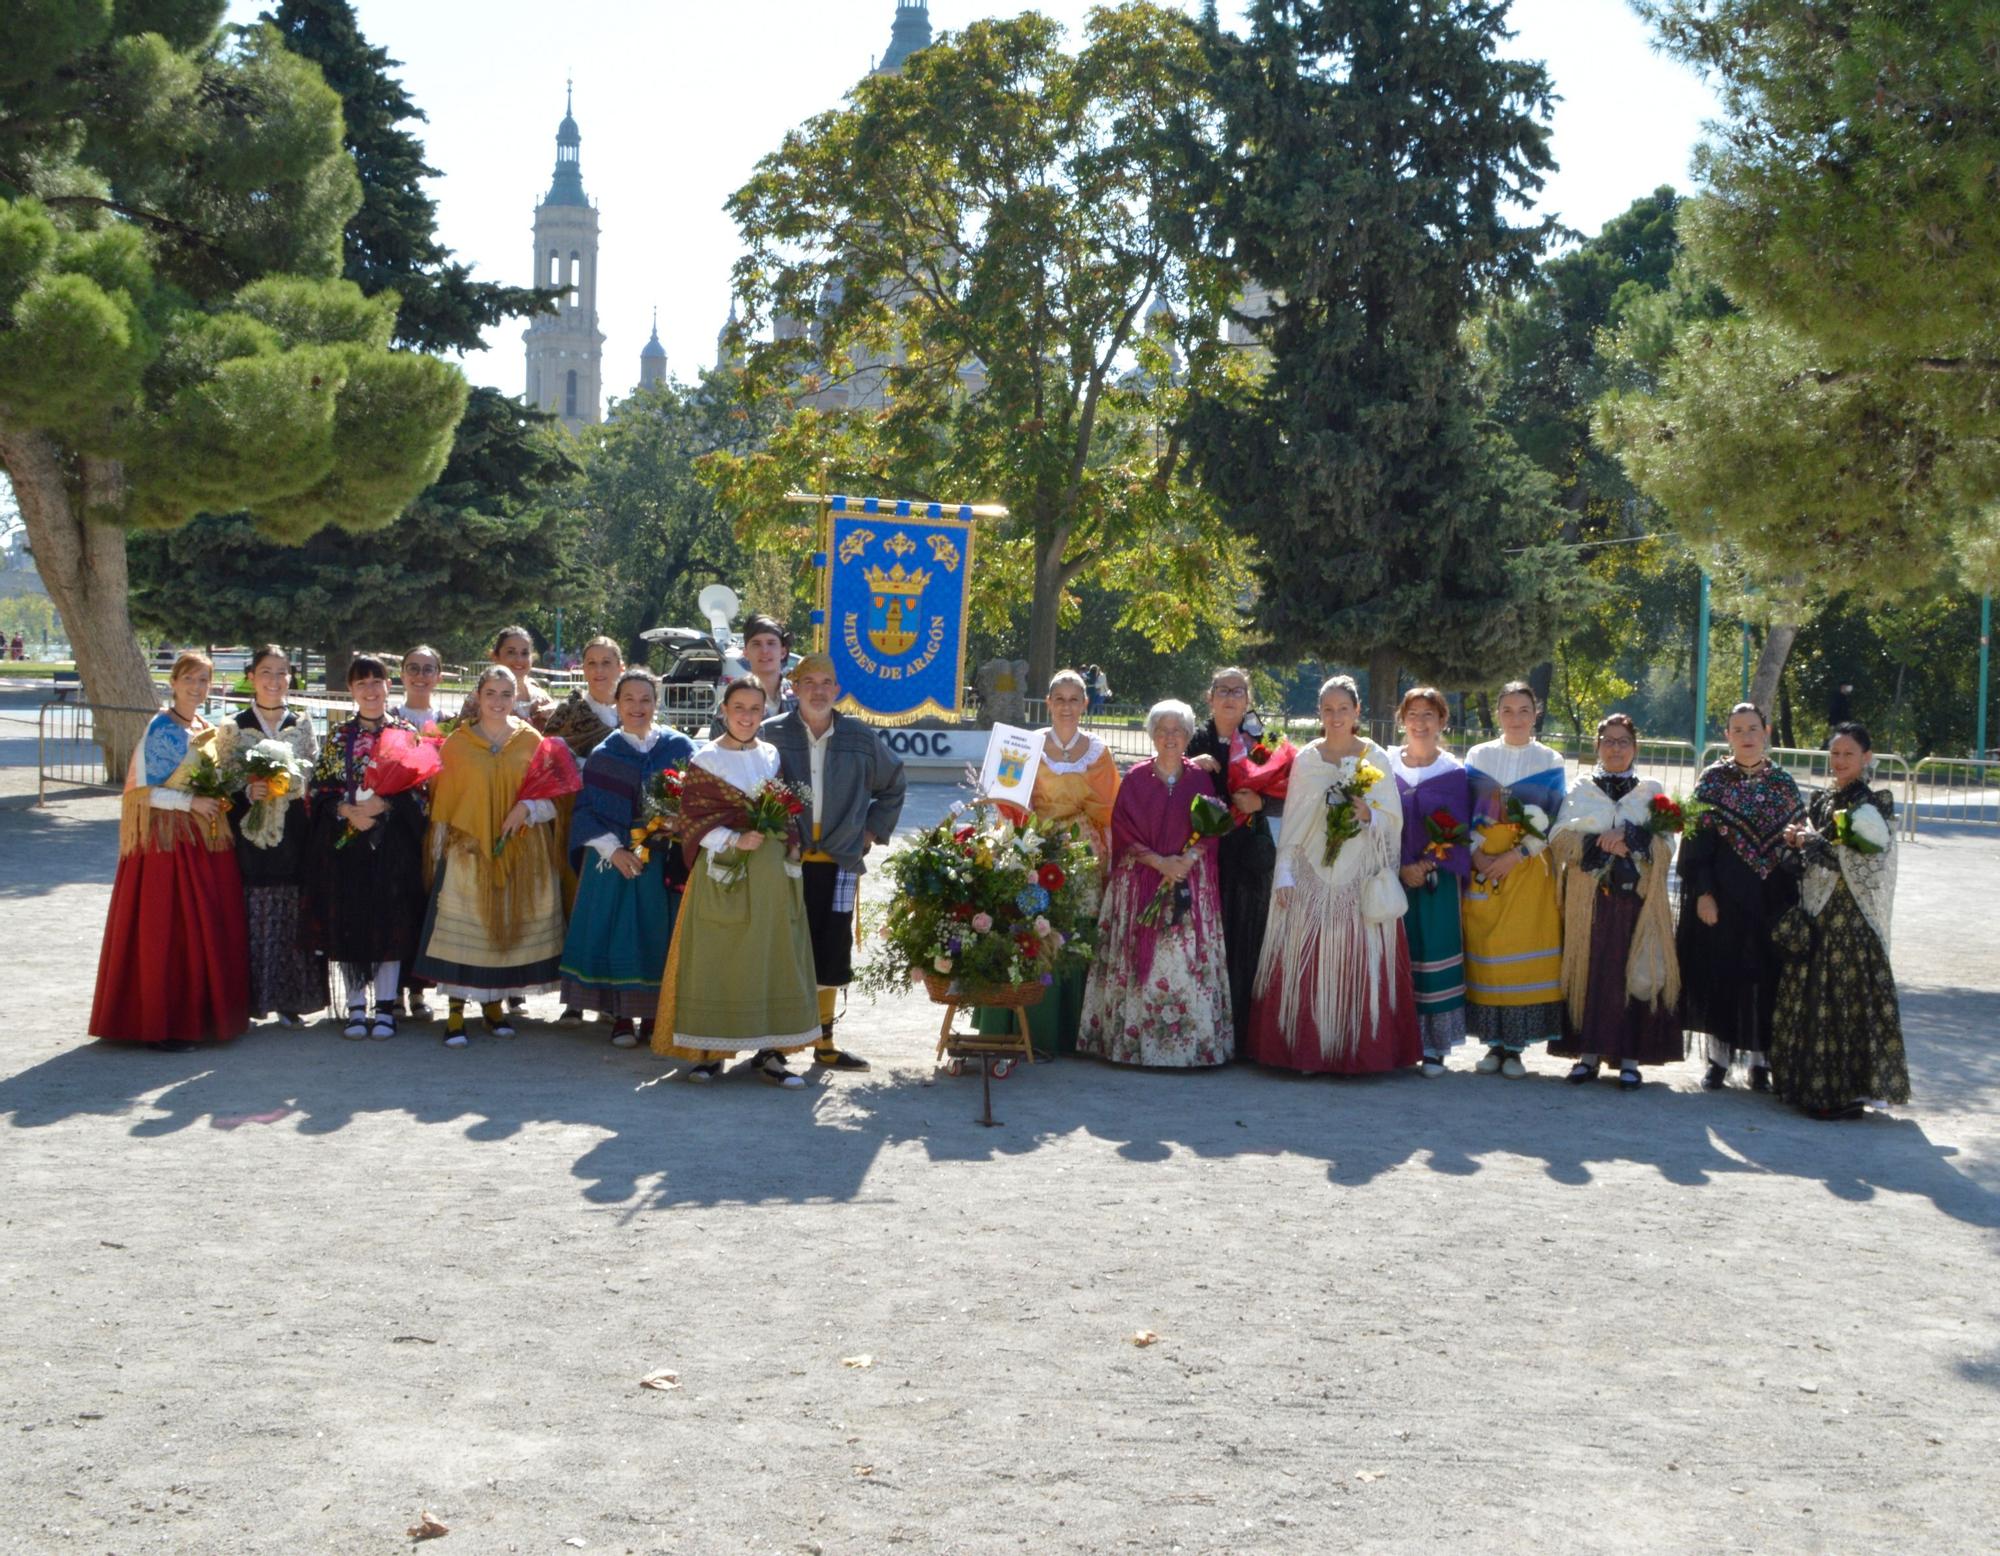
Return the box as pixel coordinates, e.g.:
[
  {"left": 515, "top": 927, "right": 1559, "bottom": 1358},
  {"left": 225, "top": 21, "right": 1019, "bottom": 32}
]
[{"left": 1, "top": 786, "right": 1995, "bottom": 1554}]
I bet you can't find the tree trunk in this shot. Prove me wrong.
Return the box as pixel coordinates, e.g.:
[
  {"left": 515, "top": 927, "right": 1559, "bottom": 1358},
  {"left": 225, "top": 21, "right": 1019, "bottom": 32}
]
[
  {"left": 1366, "top": 645, "right": 1400, "bottom": 746},
  {"left": 1748, "top": 622, "right": 1800, "bottom": 730},
  {"left": 0, "top": 424, "right": 159, "bottom": 777},
  {"left": 1526, "top": 660, "right": 1554, "bottom": 735},
  {"left": 1777, "top": 671, "right": 1795, "bottom": 750},
  {"left": 1026, "top": 542, "right": 1065, "bottom": 701}
]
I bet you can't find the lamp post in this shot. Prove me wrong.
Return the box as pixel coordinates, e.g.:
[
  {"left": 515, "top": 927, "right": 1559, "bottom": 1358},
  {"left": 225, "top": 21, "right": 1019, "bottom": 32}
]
[{"left": 1693, "top": 570, "right": 1711, "bottom": 753}]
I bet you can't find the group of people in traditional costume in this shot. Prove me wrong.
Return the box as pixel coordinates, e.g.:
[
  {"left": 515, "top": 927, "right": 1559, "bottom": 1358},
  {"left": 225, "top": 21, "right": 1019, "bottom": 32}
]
[
  {"left": 1012, "top": 671, "right": 1908, "bottom": 1122},
  {"left": 88, "top": 616, "right": 908, "bottom": 1090},
  {"left": 86, "top": 637, "right": 1910, "bottom": 1120}
]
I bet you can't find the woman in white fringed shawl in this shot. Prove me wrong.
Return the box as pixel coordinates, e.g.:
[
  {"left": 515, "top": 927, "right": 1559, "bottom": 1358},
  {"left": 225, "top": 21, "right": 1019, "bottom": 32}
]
[
  {"left": 1245, "top": 676, "right": 1421, "bottom": 1074},
  {"left": 1768, "top": 722, "right": 1910, "bottom": 1119},
  {"left": 1546, "top": 713, "right": 1682, "bottom": 1091}
]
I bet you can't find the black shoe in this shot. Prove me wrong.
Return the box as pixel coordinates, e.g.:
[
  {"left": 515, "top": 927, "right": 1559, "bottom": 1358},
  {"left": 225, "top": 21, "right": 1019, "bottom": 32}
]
[
  {"left": 1749, "top": 1065, "right": 1773, "bottom": 1094},
  {"left": 1618, "top": 1067, "right": 1642, "bottom": 1091},
  {"left": 1701, "top": 1062, "right": 1728, "bottom": 1091},
  {"left": 149, "top": 1039, "right": 197, "bottom": 1054},
  {"left": 558, "top": 1006, "right": 584, "bottom": 1025},
  {"left": 1565, "top": 1061, "right": 1598, "bottom": 1085},
  {"left": 814, "top": 1048, "right": 871, "bottom": 1072}
]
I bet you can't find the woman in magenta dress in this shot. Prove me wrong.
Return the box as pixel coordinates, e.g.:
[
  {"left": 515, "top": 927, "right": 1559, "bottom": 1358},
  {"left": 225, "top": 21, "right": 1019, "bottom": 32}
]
[
  {"left": 1249, "top": 675, "right": 1422, "bottom": 1074},
  {"left": 1075, "top": 700, "right": 1232, "bottom": 1068}
]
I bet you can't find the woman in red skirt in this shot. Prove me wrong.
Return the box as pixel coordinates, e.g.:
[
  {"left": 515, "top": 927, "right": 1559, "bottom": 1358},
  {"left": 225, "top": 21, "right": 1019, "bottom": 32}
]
[{"left": 89, "top": 651, "right": 250, "bottom": 1051}]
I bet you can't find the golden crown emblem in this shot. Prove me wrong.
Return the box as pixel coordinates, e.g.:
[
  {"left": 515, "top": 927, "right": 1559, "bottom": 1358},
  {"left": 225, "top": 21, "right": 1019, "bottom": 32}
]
[{"left": 864, "top": 560, "right": 932, "bottom": 597}]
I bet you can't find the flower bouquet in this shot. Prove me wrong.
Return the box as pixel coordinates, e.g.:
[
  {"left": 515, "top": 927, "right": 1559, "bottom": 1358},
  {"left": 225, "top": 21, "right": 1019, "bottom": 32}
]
[
  {"left": 1642, "top": 793, "right": 1685, "bottom": 838},
  {"left": 1322, "top": 758, "right": 1385, "bottom": 867},
  {"left": 709, "top": 776, "right": 809, "bottom": 885},
  {"left": 1833, "top": 802, "right": 1890, "bottom": 855},
  {"left": 337, "top": 727, "right": 442, "bottom": 849},
  {"left": 861, "top": 806, "right": 1100, "bottom": 1001},
  {"left": 183, "top": 741, "right": 236, "bottom": 843},
  {"left": 492, "top": 736, "right": 583, "bottom": 857},
  {"left": 1138, "top": 793, "right": 1236, "bottom": 927},
  {"left": 1421, "top": 807, "right": 1467, "bottom": 887},
  {"left": 621, "top": 765, "right": 685, "bottom": 867},
  {"left": 1226, "top": 732, "right": 1295, "bottom": 826},
  {"left": 238, "top": 737, "right": 305, "bottom": 850}
]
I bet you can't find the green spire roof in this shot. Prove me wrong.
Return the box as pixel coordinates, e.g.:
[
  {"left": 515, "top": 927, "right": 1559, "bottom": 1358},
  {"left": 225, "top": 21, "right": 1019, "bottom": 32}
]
[
  {"left": 545, "top": 79, "right": 588, "bottom": 207},
  {"left": 878, "top": 0, "right": 932, "bottom": 73}
]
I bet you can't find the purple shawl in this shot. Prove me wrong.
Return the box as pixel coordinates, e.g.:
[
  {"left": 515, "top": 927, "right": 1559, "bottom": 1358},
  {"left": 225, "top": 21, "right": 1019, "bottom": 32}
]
[{"left": 1107, "top": 758, "right": 1221, "bottom": 982}]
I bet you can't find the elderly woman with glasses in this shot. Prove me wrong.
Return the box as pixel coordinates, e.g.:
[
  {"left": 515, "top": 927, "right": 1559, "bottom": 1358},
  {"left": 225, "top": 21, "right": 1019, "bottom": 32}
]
[{"left": 1075, "top": 699, "right": 1232, "bottom": 1068}]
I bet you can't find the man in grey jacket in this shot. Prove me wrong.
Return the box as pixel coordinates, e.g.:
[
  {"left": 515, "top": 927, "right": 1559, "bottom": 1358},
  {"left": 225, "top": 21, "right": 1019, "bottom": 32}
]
[{"left": 763, "top": 653, "right": 907, "bottom": 1071}]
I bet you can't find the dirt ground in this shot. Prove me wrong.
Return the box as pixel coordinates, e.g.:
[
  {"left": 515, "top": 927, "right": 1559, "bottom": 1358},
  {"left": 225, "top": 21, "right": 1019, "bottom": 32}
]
[{"left": 2, "top": 783, "right": 1996, "bottom": 1555}]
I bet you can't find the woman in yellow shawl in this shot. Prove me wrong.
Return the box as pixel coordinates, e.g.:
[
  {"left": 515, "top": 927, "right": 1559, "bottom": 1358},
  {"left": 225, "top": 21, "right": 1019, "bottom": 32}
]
[
  {"left": 974, "top": 668, "right": 1120, "bottom": 1056},
  {"left": 415, "top": 666, "right": 568, "bottom": 1046}
]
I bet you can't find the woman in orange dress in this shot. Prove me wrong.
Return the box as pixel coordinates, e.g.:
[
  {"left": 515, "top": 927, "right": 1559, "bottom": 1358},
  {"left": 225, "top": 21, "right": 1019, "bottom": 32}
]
[{"left": 975, "top": 669, "right": 1120, "bottom": 1056}]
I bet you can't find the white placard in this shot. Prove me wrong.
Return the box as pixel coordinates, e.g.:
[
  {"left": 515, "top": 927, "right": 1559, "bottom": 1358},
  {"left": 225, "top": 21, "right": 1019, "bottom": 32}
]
[{"left": 977, "top": 722, "right": 1043, "bottom": 802}]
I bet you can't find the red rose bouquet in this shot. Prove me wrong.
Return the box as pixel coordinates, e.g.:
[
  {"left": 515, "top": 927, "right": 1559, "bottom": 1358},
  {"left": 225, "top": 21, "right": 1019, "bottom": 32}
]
[
  {"left": 1226, "top": 732, "right": 1295, "bottom": 826},
  {"left": 337, "top": 726, "right": 442, "bottom": 849},
  {"left": 492, "top": 736, "right": 583, "bottom": 857}
]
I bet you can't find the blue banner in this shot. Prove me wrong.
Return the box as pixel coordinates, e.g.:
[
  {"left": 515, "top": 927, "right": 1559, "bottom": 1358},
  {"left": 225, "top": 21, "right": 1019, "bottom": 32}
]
[{"left": 822, "top": 499, "right": 975, "bottom": 723}]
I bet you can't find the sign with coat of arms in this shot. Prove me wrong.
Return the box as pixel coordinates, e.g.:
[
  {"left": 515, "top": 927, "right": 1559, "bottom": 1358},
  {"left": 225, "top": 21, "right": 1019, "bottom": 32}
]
[{"left": 816, "top": 495, "right": 982, "bottom": 723}]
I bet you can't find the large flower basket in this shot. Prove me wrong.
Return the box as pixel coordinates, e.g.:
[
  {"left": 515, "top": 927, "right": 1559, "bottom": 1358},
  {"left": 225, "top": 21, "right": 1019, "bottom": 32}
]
[{"left": 917, "top": 969, "right": 1047, "bottom": 1010}]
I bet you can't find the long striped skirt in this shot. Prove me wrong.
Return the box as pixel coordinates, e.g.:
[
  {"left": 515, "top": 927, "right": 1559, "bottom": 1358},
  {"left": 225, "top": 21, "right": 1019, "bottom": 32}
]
[
  {"left": 1404, "top": 875, "right": 1467, "bottom": 1053},
  {"left": 1462, "top": 851, "right": 1562, "bottom": 1050}
]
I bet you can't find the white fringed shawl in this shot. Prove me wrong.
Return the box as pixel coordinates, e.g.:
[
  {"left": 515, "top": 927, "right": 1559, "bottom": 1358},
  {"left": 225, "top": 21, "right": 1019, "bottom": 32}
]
[{"left": 1253, "top": 739, "right": 1403, "bottom": 1062}]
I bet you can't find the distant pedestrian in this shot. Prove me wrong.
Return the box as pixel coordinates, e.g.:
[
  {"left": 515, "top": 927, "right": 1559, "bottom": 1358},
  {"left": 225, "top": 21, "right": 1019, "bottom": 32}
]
[
  {"left": 1827, "top": 682, "right": 1854, "bottom": 728},
  {"left": 8, "top": 633, "right": 22, "bottom": 661}
]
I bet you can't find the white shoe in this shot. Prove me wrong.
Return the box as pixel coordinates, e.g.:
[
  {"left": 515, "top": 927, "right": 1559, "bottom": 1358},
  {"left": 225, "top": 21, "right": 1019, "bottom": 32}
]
[
  {"left": 610, "top": 1026, "right": 638, "bottom": 1049},
  {"left": 1475, "top": 1048, "right": 1504, "bottom": 1075},
  {"left": 1501, "top": 1055, "right": 1528, "bottom": 1079},
  {"left": 1421, "top": 1056, "right": 1445, "bottom": 1078}
]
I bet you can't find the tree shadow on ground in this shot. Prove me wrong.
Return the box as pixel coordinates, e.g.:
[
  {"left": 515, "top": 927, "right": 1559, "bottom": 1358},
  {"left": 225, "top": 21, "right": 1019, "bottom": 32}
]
[
  {"left": 0, "top": 798, "right": 118, "bottom": 899},
  {"left": 832, "top": 1024, "right": 2000, "bottom": 1234},
  {"left": 3, "top": 988, "right": 1996, "bottom": 1230}
]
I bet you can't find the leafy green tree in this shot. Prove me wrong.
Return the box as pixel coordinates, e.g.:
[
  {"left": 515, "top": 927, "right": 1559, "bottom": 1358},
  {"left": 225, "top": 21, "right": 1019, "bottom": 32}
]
[
  {"left": 1600, "top": 1, "right": 2000, "bottom": 715},
  {"left": 0, "top": 5, "right": 465, "bottom": 742},
  {"left": 130, "top": 390, "right": 587, "bottom": 672},
  {"left": 1475, "top": 188, "right": 1704, "bottom": 733},
  {"left": 715, "top": 3, "right": 1251, "bottom": 690},
  {"left": 126, "top": 0, "right": 576, "bottom": 684},
  {"left": 1183, "top": 0, "right": 1575, "bottom": 709},
  {"left": 565, "top": 376, "right": 764, "bottom": 658}
]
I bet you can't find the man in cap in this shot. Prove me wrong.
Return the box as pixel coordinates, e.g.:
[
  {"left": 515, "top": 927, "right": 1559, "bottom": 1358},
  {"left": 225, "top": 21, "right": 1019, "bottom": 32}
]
[{"left": 763, "top": 652, "right": 906, "bottom": 1070}]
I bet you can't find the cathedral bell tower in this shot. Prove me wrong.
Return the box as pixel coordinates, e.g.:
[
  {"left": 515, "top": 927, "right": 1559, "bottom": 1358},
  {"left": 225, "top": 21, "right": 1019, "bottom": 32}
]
[{"left": 524, "top": 82, "right": 605, "bottom": 432}]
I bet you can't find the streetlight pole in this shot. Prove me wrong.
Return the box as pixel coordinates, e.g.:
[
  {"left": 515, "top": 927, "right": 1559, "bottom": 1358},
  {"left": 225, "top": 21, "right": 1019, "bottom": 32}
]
[
  {"left": 1978, "top": 593, "right": 1991, "bottom": 760},
  {"left": 1693, "top": 571, "right": 1711, "bottom": 753}
]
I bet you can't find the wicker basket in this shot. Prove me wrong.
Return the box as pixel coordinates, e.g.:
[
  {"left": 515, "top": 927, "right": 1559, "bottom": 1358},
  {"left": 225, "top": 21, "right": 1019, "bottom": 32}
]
[{"left": 916, "top": 969, "right": 1047, "bottom": 1009}]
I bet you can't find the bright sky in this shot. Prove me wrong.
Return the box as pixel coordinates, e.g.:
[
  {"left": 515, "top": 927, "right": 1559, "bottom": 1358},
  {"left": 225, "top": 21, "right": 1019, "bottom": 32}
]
[{"left": 225, "top": 0, "right": 1720, "bottom": 402}]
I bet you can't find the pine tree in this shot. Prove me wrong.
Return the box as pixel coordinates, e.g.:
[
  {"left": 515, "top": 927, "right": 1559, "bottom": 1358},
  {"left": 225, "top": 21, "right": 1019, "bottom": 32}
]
[
  {"left": 126, "top": 0, "right": 581, "bottom": 683},
  {"left": 0, "top": 5, "right": 467, "bottom": 750},
  {"left": 1183, "top": 0, "right": 1573, "bottom": 710}
]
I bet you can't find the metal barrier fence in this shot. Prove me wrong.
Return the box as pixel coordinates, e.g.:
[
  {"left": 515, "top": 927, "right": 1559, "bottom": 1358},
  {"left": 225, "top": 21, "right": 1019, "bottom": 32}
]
[
  {"left": 36, "top": 701, "right": 160, "bottom": 804},
  {"left": 1905, "top": 757, "right": 2000, "bottom": 837}
]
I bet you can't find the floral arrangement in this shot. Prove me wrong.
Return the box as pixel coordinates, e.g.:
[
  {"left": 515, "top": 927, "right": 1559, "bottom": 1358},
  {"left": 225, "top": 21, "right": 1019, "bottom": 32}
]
[
  {"left": 1138, "top": 793, "right": 1236, "bottom": 926},
  {"left": 238, "top": 737, "right": 305, "bottom": 850},
  {"left": 861, "top": 806, "right": 1101, "bottom": 996},
  {"left": 492, "top": 736, "right": 584, "bottom": 857},
  {"left": 709, "top": 777, "right": 809, "bottom": 886},
  {"left": 335, "top": 727, "right": 442, "bottom": 849},
  {"left": 1833, "top": 802, "right": 1890, "bottom": 855},
  {"left": 622, "top": 765, "right": 684, "bottom": 867},
  {"left": 1642, "top": 793, "right": 1685, "bottom": 838},
  {"left": 1226, "top": 731, "right": 1294, "bottom": 825},
  {"left": 1322, "top": 758, "right": 1385, "bottom": 867},
  {"left": 183, "top": 747, "right": 235, "bottom": 841},
  {"left": 1674, "top": 795, "right": 1711, "bottom": 837},
  {"left": 1504, "top": 794, "right": 1551, "bottom": 843},
  {"left": 1422, "top": 807, "right": 1467, "bottom": 866}
]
